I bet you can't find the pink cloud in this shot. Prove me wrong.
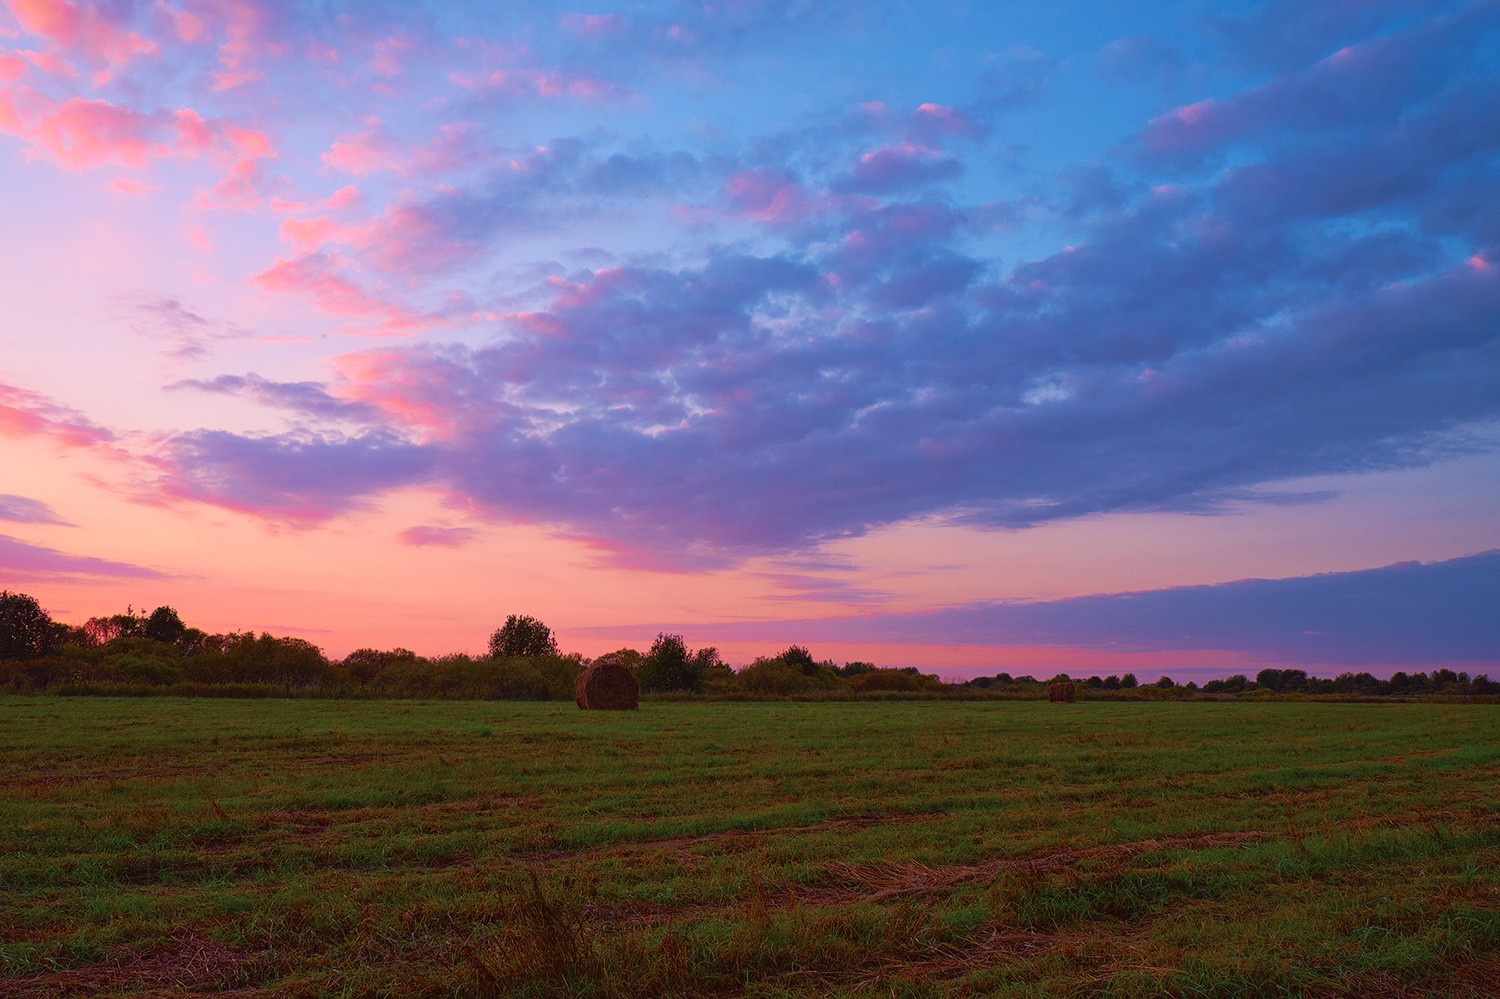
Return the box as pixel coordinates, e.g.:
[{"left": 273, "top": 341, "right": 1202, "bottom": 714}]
[
  {"left": 321, "top": 121, "right": 480, "bottom": 178},
  {"left": 331, "top": 349, "right": 479, "bottom": 438},
  {"left": 196, "top": 0, "right": 271, "bottom": 91},
  {"left": 107, "top": 175, "right": 153, "bottom": 195},
  {"left": 171, "top": 107, "right": 270, "bottom": 161},
  {"left": 181, "top": 220, "right": 213, "bottom": 253},
  {"left": 724, "top": 168, "right": 827, "bottom": 227},
  {"left": 3, "top": 0, "right": 158, "bottom": 70},
  {"left": 28, "top": 96, "right": 161, "bottom": 166},
  {"left": 252, "top": 253, "right": 439, "bottom": 336},
  {"left": 208, "top": 65, "right": 261, "bottom": 90},
  {"left": 172, "top": 107, "right": 212, "bottom": 151},
  {"left": 911, "top": 101, "right": 978, "bottom": 139},
  {"left": 279, "top": 216, "right": 340, "bottom": 249},
  {"left": 405, "top": 123, "right": 484, "bottom": 174},
  {"left": 355, "top": 203, "right": 477, "bottom": 273},
  {"left": 560, "top": 12, "right": 623, "bottom": 37},
  {"left": 449, "top": 65, "right": 621, "bottom": 101},
  {"left": 368, "top": 35, "right": 412, "bottom": 79},
  {"left": 221, "top": 121, "right": 269, "bottom": 157},
  {"left": 166, "top": 4, "right": 207, "bottom": 44},
  {"left": 278, "top": 215, "right": 349, "bottom": 250},
  {"left": 305, "top": 38, "right": 338, "bottom": 63},
  {"left": 321, "top": 121, "right": 398, "bottom": 175},
  {"left": 0, "top": 89, "right": 21, "bottom": 132},
  {"left": 0, "top": 380, "right": 116, "bottom": 449},
  {"left": 198, "top": 155, "right": 277, "bottom": 209},
  {"left": 254, "top": 254, "right": 388, "bottom": 314},
  {"left": 325, "top": 183, "right": 362, "bottom": 209},
  {"left": 0, "top": 82, "right": 274, "bottom": 177}
]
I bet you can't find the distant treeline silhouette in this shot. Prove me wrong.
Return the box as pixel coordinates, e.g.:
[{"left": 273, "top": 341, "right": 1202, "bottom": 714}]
[{"left": 1, "top": 592, "right": 1495, "bottom": 701}]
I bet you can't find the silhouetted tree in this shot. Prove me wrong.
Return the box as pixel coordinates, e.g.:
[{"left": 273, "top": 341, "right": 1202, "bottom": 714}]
[
  {"left": 1255, "top": 667, "right": 1309, "bottom": 693},
  {"left": 84, "top": 608, "right": 146, "bottom": 644},
  {"left": 0, "top": 592, "right": 58, "bottom": 660},
  {"left": 1202, "top": 674, "right": 1249, "bottom": 694},
  {"left": 488, "top": 615, "right": 559, "bottom": 658},
  {"left": 143, "top": 606, "right": 187, "bottom": 646},
  {"left": 779, "top": 645, "right": 818, "bottom": 675},
  {"left": 637, "top": 633, "right": 706, "bottom": 693}
]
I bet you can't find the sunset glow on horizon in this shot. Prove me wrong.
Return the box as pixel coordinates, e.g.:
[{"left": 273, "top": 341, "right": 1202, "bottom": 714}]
[{"left": 2, "top": 0, "right": 1497, "bottom": 679}]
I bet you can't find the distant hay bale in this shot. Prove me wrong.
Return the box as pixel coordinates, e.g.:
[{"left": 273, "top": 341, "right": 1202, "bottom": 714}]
[
  {"left": 1049, "top": 681, "right": 1077, "bottom": 703},
  {"left": 574, "top": 663, "right": 639, "bottom": 710}
]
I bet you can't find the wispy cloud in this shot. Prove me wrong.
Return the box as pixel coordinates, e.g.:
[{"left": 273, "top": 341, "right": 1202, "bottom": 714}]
[
  {"left": 0, "top": 381, "right": 116, "bottom": 450},
  {"left": 0, "top": 494, "right": 69, "bottom": 525},
  {"left": 397, "top": 524, "right": 474, "bottom": 547},
  {"left": 0, "top": 532, "right": 168, "bottom": 581}
]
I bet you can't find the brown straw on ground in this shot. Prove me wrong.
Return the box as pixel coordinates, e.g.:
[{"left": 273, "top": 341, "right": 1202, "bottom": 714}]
[{"left": 574, "top": 663, "right": 639, "bottom": 710}]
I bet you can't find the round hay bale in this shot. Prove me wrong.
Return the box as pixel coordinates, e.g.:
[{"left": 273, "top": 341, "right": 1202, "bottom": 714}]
[
  {"left": 1048, "top": 681, "right": 1077, "bottom": 703},
  {"left": 574, "top": 663, "right": 639, "bottom": 710}
]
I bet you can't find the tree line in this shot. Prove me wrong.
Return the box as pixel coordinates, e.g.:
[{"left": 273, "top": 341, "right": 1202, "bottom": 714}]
[{"left": 1, "top": 591, "right": 1494, "bottom": 700}]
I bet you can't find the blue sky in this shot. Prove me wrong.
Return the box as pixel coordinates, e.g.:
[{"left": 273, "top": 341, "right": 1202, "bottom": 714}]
[{"left": 1, "top": 0, "right": 1496, "bottom": 675}]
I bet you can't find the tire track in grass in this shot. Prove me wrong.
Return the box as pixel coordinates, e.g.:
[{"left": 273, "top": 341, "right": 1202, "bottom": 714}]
[{"left": 515, "top": 810, "right": 950, "bottom": 862}]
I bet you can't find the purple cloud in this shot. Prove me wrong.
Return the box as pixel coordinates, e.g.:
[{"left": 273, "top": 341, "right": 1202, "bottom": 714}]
[
  {"left": 1143, "top": 6, "right": 1498, "bottom": 165},
  {"left": 0, "top": 495, "right": 69, "bottom": 525},
  {"left": 0, "top": 534, "right": 169, "bottom": 582},
  {"left": 346, "top": 139, "right": 710, "bottom": 274},
  {"left": 170, "top": 374, "right": 383, "bottom": 423},
  {"left": 1206, "top": 0, "right": 1446, "bottom": 72},
  {"left": 156, "top": 239, "right": 1498, "bottom": 565},
  {"left": 671, "top": 551, "right": 1500, "bottom": 668},
  {"left": 112, "top": 294, "right": 252, "bottom": 361},
  {"left": 159, "top": 429, "right": 435, "bottom": 523},
  {"left": 1096, "top": 36, "right": 1186, "bottom": 85},
  {"left": 107, "top": 0, "right": 1499, "bottom": 573},
  {"left": 838, "top": 143, "right": 964, "bottom": 193}
]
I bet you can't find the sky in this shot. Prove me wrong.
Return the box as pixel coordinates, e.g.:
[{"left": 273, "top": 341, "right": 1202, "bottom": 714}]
[{"left": 1, "top": 0, "right": 1497, "bottom": 681}]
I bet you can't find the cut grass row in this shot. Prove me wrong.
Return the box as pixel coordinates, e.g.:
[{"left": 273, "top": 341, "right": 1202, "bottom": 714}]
[{"left": 1, "top": 697, "right": 1496, "bottom": 996}]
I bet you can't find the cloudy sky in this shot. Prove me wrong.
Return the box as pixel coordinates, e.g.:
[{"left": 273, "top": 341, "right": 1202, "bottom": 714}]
[{"left": 1, "top": 0, "right": 1496, "bottom": 678}]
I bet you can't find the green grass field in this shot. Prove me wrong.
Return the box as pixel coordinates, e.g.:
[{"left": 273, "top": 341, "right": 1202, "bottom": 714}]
[{"left": 2, "top": 697, "right": 1497, "bottom": 997}]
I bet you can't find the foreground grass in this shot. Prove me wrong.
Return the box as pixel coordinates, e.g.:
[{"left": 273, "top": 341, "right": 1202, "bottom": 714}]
[{"left": 1, "top": 698, "right": 1496, "bottom": 997}]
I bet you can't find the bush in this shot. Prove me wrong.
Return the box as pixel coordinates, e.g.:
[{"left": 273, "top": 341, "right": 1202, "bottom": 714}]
[
  {"left": 851, "top": 668, "right": 944, "bottom": 693},
  {"left": 734, "top": 657, "right": 847, "bottom": 696}
]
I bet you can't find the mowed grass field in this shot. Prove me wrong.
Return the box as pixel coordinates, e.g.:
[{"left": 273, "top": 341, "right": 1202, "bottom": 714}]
[{"left": 1, "top": 698, "right": 1497, "bottom": 998}]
